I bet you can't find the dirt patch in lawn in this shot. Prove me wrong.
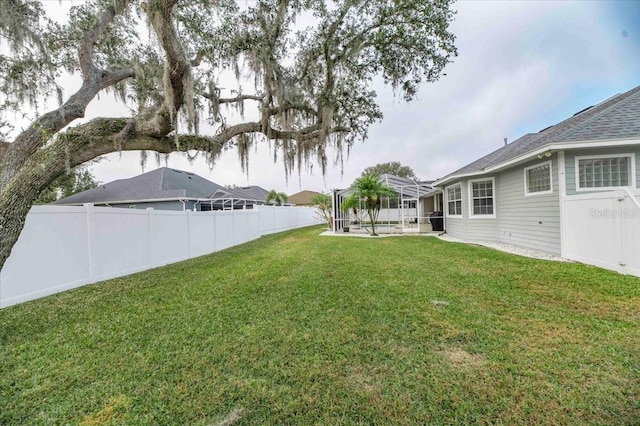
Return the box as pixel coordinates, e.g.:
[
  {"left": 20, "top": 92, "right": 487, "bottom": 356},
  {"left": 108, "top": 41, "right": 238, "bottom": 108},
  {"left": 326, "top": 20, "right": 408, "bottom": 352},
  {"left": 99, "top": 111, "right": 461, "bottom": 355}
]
[
  {"left": 444, "top": 347, "right": 485, "bottom": 369},
  {"left": 347, "top": 366, "right": 380, "bottom": 394},
  {"left": 279, "top": 236, "right": 299, "bottom": 244}
]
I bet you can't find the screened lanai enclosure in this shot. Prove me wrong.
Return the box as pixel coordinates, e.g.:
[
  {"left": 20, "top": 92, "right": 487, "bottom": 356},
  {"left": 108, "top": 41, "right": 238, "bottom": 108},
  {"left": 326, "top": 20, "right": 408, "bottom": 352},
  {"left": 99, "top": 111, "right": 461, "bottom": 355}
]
[
  {"left": 332, "top": 174, "right": 444, "bottom": 234},
  {"left": 200, "top": 186, "right": 275, "bottom": 211}
]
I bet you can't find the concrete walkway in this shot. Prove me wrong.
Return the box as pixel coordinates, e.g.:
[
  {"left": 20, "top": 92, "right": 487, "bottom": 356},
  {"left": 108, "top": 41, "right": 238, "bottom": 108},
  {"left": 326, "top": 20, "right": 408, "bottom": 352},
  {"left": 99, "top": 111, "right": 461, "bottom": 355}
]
[{"left": 320, "top": 229, "right": 568, "bottom": 262}]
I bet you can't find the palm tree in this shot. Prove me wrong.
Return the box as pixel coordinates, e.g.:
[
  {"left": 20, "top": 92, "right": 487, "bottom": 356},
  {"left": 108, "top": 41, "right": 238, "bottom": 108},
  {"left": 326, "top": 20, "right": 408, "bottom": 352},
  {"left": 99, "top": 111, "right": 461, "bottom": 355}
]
[
  {"left": 265, "top": 190, "right": 289, "bottom": 206},
  {"left": 344, "top": 174, "right": 395, "bottom": 236}
]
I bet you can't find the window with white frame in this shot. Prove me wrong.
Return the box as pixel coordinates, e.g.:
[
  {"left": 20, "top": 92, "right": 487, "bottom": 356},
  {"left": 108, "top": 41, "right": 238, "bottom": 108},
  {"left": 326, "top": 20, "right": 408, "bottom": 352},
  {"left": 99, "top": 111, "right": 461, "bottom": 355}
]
[
  {"left": 525, "top": 161, "right": 552, "bottom": 195},
  {"left": 469, "top": 178, "right": 495, "bottom": 216},
  {"left": 576, "top": 154, "right": 634, "bottom": 190},
  {"left": 446, "top": 184, "right": 462, "bottom": 216}
]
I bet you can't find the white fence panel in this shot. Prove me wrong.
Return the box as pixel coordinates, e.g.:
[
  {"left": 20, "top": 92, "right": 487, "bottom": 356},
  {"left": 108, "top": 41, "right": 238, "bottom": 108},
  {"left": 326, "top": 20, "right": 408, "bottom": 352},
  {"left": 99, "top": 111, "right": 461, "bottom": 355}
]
[
  {"left": 1, "top": 204, "right": 320, "bottom": 308},
  {"left": 259, "top": 206, "right": 278, "bottom": 235},
  {"left": 214, "top": 211, "right": 235, "bottom": 251},
  {"left": 152, "top": 210, "right": 190, "bottom": 266},
  {"left": 563, "top": 189, "right": 640, "bottom": 276},
  {"left": 0, "top": 206, "right": 90, "bottom": 307},
  {"left": 190, "top": 211, "right": 217, "bottom": 258},
  {"left": 233, "top": 210, "right": 252, "bottom": 246},
  {"left": 247, "top": 211, "right": 262, "bottom": 241},
  {"left": 91, "top": 207, "right": 151, "bottom": 282},
  {"left": 258, "top": 206, "right": 319, "bottom": 235}
]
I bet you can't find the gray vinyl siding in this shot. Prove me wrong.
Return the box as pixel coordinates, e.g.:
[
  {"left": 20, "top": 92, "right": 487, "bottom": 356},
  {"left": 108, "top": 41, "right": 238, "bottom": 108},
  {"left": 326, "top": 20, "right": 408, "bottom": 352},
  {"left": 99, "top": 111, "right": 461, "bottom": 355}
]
[
  {"left": 496, "top": 157, "right": 561, "bottom": 255},
  {"left": 443, "top": 180, "right": 466, "bottom": 239},
  {"left": 445, "top": 217, "right": 466, "bottom": 239},
  {"left": 109, "top": 201, "right": 188, "bottom": 211},
  {"left": 444, "top": 178, "right": 498, "bottom": 242},
  {"left": 565, "top": 146, "right": 640, "bottom": 195},
  {"left": 466, "top": 216, "right": 498, "bottom": 241}
]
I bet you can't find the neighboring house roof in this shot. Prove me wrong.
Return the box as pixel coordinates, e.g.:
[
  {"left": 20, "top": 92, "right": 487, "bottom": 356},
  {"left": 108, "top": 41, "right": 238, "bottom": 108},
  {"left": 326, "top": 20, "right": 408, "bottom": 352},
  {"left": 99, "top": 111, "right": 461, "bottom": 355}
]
[
  {"left": 288, "top": 190, "right": 322, "bottom": 205},
  {"left": 436, "top": 85, "right": 640, "bottom": 186},
  {"left": 209, "top": 185, "right": 270, "bottom": 202},
  {"left": 53, "top": 167, "right": 226, "bottom": 205}
]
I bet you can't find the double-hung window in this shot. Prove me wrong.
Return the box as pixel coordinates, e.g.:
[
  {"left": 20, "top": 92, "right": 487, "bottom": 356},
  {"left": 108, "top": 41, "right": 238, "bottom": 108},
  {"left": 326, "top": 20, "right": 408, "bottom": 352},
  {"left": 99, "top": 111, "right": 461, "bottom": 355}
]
[
  {"left": 524, "top": 161, "right": 552, "bottom": 195},
  {"left": 576, "top": 154, "right": 635, "bottom": 191},
  {"left": 446, "top": 184, "right": 462, "bottom": 216},
  {"left": 469, "top": 178, "right": 495, "bottom": 217}
]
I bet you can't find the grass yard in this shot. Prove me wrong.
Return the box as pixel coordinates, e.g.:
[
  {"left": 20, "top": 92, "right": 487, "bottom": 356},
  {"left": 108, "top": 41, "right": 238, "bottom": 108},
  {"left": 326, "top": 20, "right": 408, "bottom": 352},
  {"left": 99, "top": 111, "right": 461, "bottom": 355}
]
[{"left": 1, "top": 226, "right": 639, "bottom": 424}]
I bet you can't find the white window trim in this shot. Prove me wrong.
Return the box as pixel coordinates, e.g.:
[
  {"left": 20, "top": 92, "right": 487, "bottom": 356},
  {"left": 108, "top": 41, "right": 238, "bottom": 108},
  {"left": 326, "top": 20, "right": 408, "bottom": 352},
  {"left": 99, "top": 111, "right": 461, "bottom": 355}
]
[
  {"left": 524, "top": 160, "right": 553, "bottom": 196},
  {"left": 444, "top": 183, "right": 463, "bottom": 217},
  {"left": 468, "top": 177, "right": 496, "bottom": 219},
  {"left": 574, "top": 153, "right": 636, "bottom": 192}
]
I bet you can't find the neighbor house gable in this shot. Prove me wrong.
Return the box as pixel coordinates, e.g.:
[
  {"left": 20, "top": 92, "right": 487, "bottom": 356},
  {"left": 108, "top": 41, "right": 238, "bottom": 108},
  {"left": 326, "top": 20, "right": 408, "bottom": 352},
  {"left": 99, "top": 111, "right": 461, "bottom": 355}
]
[{"left": 53, "top": 167, "right": 226, "bottom": 206}]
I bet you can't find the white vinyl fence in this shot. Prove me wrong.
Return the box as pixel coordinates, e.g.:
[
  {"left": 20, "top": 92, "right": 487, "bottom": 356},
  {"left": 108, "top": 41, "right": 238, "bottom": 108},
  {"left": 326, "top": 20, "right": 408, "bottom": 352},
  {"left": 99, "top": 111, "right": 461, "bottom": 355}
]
[
  {"left": 563, "top": 188, "right": 640, "bottom": 277},
  {"left": 0, "top": 204, "right": 321, "bottom": 308}
]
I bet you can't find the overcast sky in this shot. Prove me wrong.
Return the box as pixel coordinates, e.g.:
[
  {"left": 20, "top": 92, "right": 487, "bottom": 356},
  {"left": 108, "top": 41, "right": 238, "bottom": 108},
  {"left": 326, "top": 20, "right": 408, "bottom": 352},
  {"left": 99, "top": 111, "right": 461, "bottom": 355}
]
[{"left": 84, "top": 1, "right": 640, "bottom": 193}]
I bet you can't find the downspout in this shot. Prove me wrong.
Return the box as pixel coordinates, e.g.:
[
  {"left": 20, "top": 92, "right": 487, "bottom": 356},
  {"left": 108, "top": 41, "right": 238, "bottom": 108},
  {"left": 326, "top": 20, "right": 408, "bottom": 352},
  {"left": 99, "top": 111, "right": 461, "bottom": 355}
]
[{"left": 179, "top": 199, "right": 186, "bottom": 211}]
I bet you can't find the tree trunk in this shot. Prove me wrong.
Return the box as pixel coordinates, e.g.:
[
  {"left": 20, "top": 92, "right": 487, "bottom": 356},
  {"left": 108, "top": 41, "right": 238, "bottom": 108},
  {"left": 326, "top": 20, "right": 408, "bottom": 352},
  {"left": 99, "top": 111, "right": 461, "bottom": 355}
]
[
  {"left": 368, "top": 208, "right": 377, "bottom": 236},
  {"left": 0, "top": 160, "right": 67, "bottom": 270}
]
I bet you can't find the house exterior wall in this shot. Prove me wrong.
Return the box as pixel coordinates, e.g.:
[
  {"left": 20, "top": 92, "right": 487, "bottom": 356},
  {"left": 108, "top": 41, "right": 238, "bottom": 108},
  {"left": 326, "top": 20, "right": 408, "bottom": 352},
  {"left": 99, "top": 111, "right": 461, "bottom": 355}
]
[
  {"left": 444, "top": 216, "right": 466, "bottom": 239},
  {"left": 496, "top": 156, "right": 561, "bottom": 255},
  {"left": 565, "top": 146, "right": 640, "bottom": 195},
  {"left": 441, "top": 146, "right": 639, "bottom": 256},
  {"left": 101, "top": 201, "right": 191, "bottom": 211},
  {"left": 443, "top": 179, "right": 466, "bottom": 239},
  {"left": 444, "top": 178, "right": 498, "bottom": 242},
  {"left": 466, "top": 215, "right": 498, "bottom": 241}
]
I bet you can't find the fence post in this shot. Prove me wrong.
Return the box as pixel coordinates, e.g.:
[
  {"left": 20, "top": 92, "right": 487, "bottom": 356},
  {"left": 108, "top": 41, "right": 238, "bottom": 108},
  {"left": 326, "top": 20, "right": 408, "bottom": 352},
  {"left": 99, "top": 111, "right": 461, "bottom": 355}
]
[
  {"left": 147, "top": 208, "right": 155, "bottom": 268},
  {"left": 617, "top": 189, "right": 627, "bottom": 275},
  {"left": 256, "top": 206, "right": 263, "bottom": 236},
  {"left": 84, "top": 203, "right": 96, "bottom": 284},
  {"left": 211, "top": 210, "right": 217, "bottom": 253},
  {"left": 187, "top": 209, "right": 193, "bottom": 259},
  {"left": 231, "top": 209, "right": 236, "bottom": 246}
]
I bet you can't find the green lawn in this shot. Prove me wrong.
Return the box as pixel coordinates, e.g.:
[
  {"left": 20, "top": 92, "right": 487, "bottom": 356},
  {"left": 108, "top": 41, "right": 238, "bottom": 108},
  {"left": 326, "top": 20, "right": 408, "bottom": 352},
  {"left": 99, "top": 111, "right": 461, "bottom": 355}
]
[{"left": 1, "top": 226, "right": 639, "bottom": 425}]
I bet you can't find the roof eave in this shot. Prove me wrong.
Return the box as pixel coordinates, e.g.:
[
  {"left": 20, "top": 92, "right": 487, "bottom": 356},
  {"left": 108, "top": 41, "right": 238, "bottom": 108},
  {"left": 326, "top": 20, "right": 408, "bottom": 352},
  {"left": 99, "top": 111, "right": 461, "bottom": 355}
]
[{"left": 433, "top": 136, "right": 640, "bottom": 187}]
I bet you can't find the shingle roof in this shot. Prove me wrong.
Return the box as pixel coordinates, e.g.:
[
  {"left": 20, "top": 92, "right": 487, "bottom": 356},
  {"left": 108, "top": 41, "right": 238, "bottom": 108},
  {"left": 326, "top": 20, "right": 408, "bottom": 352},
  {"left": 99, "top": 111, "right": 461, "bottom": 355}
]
[
  {"left": 232, "top": 186, "right": 270, "bottom": 201},
  {"left": 53, "top": 167, "right": 226, "bottom": 205},
  {"left": 438, "top": 85, "right": 640, "bottom": 183},
  {"left": 288, "top": 190, "right": 322, "bottom": 205},
  {"left": 209, "top": 185, "right": 270, "bottom": 202}
]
